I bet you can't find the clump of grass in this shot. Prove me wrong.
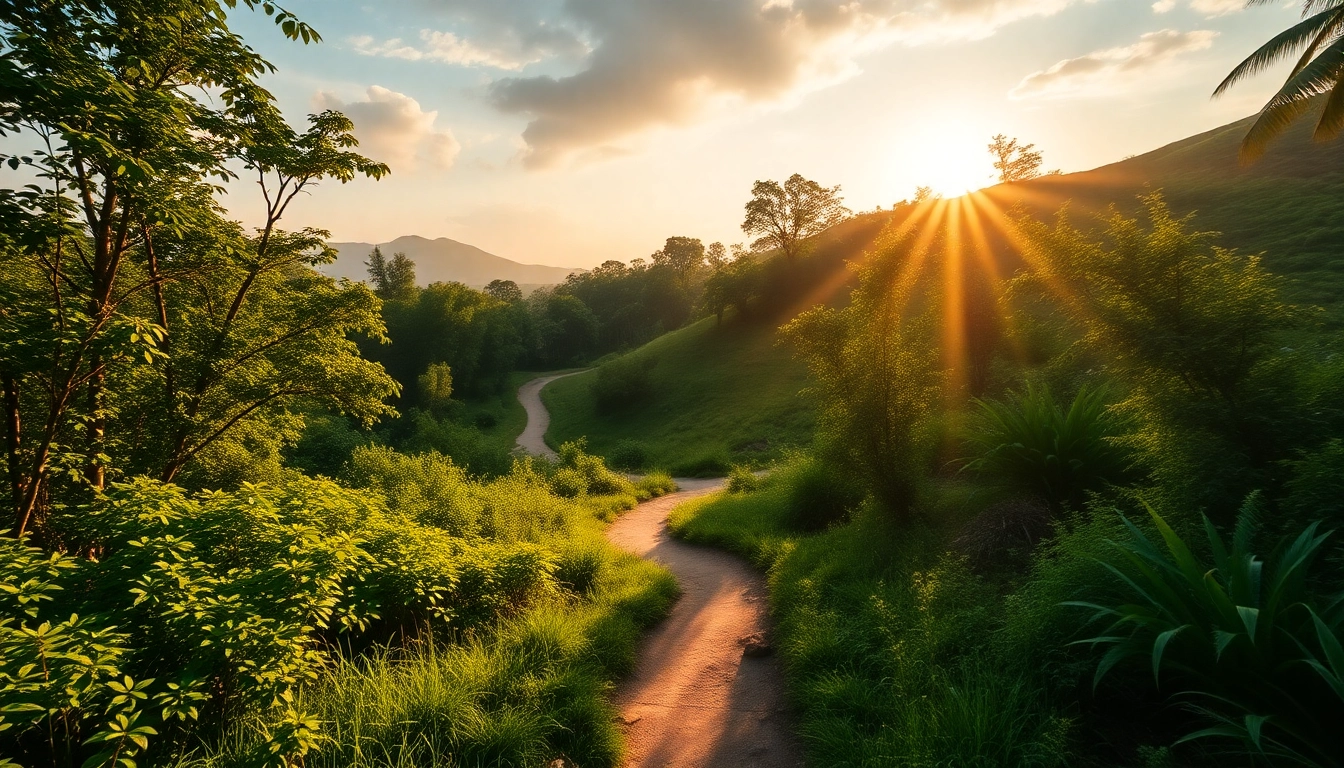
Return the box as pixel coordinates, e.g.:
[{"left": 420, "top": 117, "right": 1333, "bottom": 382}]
[
  {"left": 726, "top": 465, "right": 761, "bottom": 494},
  {"left": 635, "top": 471, "right": 677, "bottom": 499}
]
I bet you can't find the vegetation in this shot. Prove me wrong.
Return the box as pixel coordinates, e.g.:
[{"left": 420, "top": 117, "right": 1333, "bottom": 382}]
[
  {"left": 988, "top": 134, "right": 1045, "bottom": 183},
  {"left": 742, "top": 174, "right": 852, "bottom": 261}
]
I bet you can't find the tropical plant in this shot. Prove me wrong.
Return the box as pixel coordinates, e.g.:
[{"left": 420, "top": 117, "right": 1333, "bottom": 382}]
[
  {"left": 1070, "top": 499, "right": 1344, "bottom": 765},
  {"left": 1214, "top": 0, "right": 1344, "bottom": 159},
  {"left": 962, "top": 384, "right": 1131, "bottom": 511}
]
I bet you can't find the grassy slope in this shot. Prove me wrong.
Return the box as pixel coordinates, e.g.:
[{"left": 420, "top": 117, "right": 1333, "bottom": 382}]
[{"left": 541, "top": 317, "right": 815, "bottom": 475}]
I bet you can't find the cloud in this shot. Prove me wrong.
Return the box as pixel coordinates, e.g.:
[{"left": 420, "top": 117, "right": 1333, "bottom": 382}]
[
  {"left": 1010, "top": 29, "right": 1217, "bottom": 99},
  {"left": 313, "top": 86, "right": 460, "bottom": 172},
  {"left": 1151, "top": 0, "right": 1175, "bottom": 12},
  {"left": 476, "top": 0, "right": 1090, "bottom": 168},
  {"left": 351, "top": 29, "right": 560, "bottom": 70},
  {"left": 1189, "top": 0, "right": 1246, "bottom": 16}
]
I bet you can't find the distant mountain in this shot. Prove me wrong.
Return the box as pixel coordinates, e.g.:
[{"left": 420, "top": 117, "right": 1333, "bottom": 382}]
[{"left": 323, "top": 235, "right": 582, "bottom": 288}]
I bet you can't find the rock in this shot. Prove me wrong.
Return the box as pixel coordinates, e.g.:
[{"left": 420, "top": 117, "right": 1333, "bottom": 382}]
[{"left": 739, "top": 632, "right": 774, "bottom": 657}]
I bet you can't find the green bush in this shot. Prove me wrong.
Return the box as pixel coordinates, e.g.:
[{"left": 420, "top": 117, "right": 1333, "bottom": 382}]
[
  {"left": 963, "top": 384, "right": 1131, "bottom": 511},
  {"left": 553, "top": 440, "right": 633, "bottom": 497},
  {"left": 1070, "top": 498, "right": 1344, "bottom": 765},
  {"left": 782, "top": 458, "right": 865, "bottom": 531},
  {"left": 635, "top": 471, "right": 677, "bottom": 499},
  {"left": 607, "top": 439, "right": 650, "bottom": 471},
  {"left": 591, "top": 356, "right": 657, "bottom": 413},
  {"left": 726, "top": 465, "right": 761, "bottom": 494}
]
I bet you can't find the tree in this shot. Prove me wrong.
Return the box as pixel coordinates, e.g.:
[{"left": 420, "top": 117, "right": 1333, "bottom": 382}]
[
  {"left": 741, "top": 173, "right": 851, "bottom": 261},
  {"left": 484, "top": 279, "right": 523, "bottom": 303},
  {"left": 705, "top": 242, "right": 728, "bottom": 270},
  {"left": 651, "top": 236, "right": 706, "bottom": 280},
  {"left": 913, "top": 185, "right": 941, "bottom": 203},
  {"left": 417, "top": 362, "right": 453, "bottom": 414},
  {"left": 0, "top": 0, "right": 393, "bottom": 535},
  {"left": 367, "top": 247, "right": 417, "bottom": 302},
  {"left": 988, "top": 135, "right": 1043, "bottom": 183},
  {"left": 1214, "top": 0, "right": 1344, "bottom": 160}
]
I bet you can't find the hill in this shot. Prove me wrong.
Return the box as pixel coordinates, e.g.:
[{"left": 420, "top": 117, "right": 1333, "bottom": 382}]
[
  {"left": 324, "top": 235, "right": 583, "bottom": 289},
  {"left": 541, "top": 318, "right": 816, "bottom": 475},
  {"left": 536, "top": 112, "right": 1344, "bottom": 468}
]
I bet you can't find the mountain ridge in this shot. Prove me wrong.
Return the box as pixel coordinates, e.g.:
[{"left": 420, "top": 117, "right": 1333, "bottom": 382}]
[{"left": 323, "top": 235, "right": 583, "bottom": 288}]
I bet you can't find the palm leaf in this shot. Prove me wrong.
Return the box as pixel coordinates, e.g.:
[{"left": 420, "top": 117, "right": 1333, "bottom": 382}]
[
  {"left": 1213, "top": 6, "right": 1344, "bottom": 97},
  {"left": 1242, "top": 37, "right": 1344, "bottom": 160}
]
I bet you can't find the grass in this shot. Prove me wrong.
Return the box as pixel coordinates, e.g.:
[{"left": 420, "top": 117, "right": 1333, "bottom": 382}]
[
  {"left": 459, "top": 370, "right": 542, "bottom": 456},
  {"left": 541, "top": 318, "right": 815, "bottom": 475},
  {"left": 668, "top": 461, "right": 1075, "bottom": 768}
]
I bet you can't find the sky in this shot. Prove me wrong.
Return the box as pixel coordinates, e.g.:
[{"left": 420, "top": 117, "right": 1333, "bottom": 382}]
[{"left": 222, "top": 0, "right": 1304, "bottom": 269}]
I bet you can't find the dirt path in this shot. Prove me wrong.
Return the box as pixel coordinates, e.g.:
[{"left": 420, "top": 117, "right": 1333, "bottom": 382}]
[
  {"left": 515, "top": 375, "right": 803, "bottom": 768},
  {"left": 515, "top": 371, "right": 585, "bottom": 458}
]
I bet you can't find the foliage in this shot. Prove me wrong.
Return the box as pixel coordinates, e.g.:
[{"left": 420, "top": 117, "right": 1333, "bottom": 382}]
[
  {"left": 1213, "top": 0, "right": 1344, "bottom": 160},
  {"left": 365, "top": 247, "right": 417, "bottom": 303},
  {"left": 634, "top": 472, "right": 676, "bottom": 499},
  {"left": 591, "top": 356, "right": 657, "bottom": 414},
  {"left": 1015, "top": 193, "right": 1303, "bottom": 509},
  {"left": 726, "top": 465, "right": 761, "bottom": 494},
  {"left": 742, "top": 173, "right": 852, "bottom": 261},
  {"left": 0, "top": 0, "right": 395, "bottom": 534},
  {"left": 989, "top": 134, "right": 1044, "bottom": 183},
  {"left": 548, "top": 440, "right": 631, "bottom": 499},
  {"left": 962, "top": 384, "right": 1132, "bottom": 511},
  {"left": 1071, "top": 499, "right": 1344, "bottom": 765},
  {"left": 780, "top": 456, "right": 864, "bottom": 532},
  {"left": 607, "top": 440, "right": 650, "bottom": 471},
  {"left": 781, "top": 230, "right": 941, "bottom": 522},
  {"left": 417, "top": 362, "right": 454, "bottom": 414}
]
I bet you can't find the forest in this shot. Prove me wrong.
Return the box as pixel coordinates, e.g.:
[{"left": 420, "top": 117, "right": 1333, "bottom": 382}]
[{"left": 4, "top": 1, "right": 1344, "bottom": 768}]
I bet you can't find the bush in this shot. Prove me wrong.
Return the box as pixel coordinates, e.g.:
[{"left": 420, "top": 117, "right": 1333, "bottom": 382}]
[
  {"left": 549, "top": 440, "right": 635, "bottom": 498},
  {"left": 782, "top": 458, "right": 864, "bottom": 532},
  {"left": 1070, "top": 497, "right": 1344, "bottom": 764},
  {"left": 635, "top": 471, "right": 676, "bottom": 499},
  {"left": 951, "top": 498, "right": 1053, "bottom": 570},
  {"left": 608, "top": 439, "right": 650, "bottom": 471},
  {"left": 726, "top": 465, "right": 761, "bottom": 494},
  {"left": 962, "top": 383, "right": 1131, "bottom": 511},
  {"left": 591, "top": 355, "right": 657, "bottom": 413}
]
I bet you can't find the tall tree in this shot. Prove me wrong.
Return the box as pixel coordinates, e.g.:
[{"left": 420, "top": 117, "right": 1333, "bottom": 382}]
[
  {"left": 988, "top": 135, "right": 1043, "bottom": 183},
  {"left": 366, "top": 247, "right": 416, "bottom": 302},
  {"left": 651, "top": 236, "right": 706, "bottom": 281},
  {"left": 484, "top": 279, "right": 524, "bottom": 303},
  {"left": 741, "top": 173, "right": 851, "bottom": 261},
  {"left": 0, "top": 0, "right": 393, "bottom": 535},
  {"left": 1214, "top": 0, "right": 1344, "bottom": 159}
]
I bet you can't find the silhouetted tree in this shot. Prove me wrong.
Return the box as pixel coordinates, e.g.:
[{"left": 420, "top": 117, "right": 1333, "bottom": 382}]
[
  {"left": 742, "top": 173, "right": 851, "bottom": 261},
  {"left": 988, "top": 135, "right": 1043, "bottom": 183},
  {"left": 652, "top": 236, "right": 706, "bottom": 281}
]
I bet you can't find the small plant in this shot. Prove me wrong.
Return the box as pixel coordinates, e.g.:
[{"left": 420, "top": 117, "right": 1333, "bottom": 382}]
[
  {"left": 783, "top": 458, "right": 864, "bottom": 532},
  {"left": 608, "top": 439, "right": 650, "bottom": 471},
  {"left": 963, "top": 384, "right": 1130, "bottom": 511},
  {"left": 553, "top": 439, "right": 633, "bottom": 497},
  {"left": 726, "top": 465, "right": 761, "bottom": 494},
  {"left": 1070, "top": 497, "right": 1344, "bottom": 765},
  {"left": 636, "top": 472, "right": 677, "bottom": 498}
]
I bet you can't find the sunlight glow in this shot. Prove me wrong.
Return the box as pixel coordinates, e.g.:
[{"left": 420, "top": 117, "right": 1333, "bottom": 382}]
[{"left": 893, "top": 122, "right": 996, "bottom": 198}]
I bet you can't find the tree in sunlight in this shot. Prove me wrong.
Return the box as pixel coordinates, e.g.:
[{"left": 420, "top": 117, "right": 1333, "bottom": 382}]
[
  {"left": 988, "top": 135, "right": 1043, "bottom": 183},
  {"left": 651, "top": 235, "right": 706, "bottom": 281},
  {"left": 913, "top": 185, "right": 942, "bottom": 203},
  {"left": 1215, "top": 0, "right": 1344, "bottom": 159},
  {"left": 742, "top": 173, "right": 851, "bottom": 261}
]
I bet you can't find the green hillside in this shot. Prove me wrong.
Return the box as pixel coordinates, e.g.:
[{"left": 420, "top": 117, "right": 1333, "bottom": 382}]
[
  {"left": 539, "top": 113, "right": 1344, "bottom": 471},
  {"left": 541, "top": 317, "right": 815, "bottom": 475}
]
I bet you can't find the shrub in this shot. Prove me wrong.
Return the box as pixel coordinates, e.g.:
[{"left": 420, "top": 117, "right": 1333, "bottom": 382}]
[
  {"left": 727, "top": 465, "right": 761, "bottom": 494},
  {"left": 635, "top": 471, "right": 676, "bottom": 499},
  {"left": 608, "top": 439, "right": 650, "bottom": 471},
  {"left": 783, "top": 458, "right": 864, "bottom": 532},
  {"left": 1070, "top": 498, "right": 1344, "bottom": 765},
  {"left": 962, "top": 383, "right": 1131, "bottom": 511},
  {"left": 591, "top": 355, "right": 657, "bottom": 413},
  {"left": 551, "top": 440, "right": 635, "bottom": 498},
  {"left": 952, "top": 498, "right": 1053, "bottom": 570}
]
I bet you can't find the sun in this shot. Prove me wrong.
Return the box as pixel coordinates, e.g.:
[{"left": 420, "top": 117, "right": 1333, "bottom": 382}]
[{"left": 893, "top": 122, "right": 996, "bottom": 199}]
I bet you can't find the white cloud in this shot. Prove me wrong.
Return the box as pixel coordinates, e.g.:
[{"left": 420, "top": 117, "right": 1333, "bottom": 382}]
[
  {"left": 1010, "top": 29, "right": 1217, "bottom": 99},
  {"left": 1190, "top": 0, "right": 1246, "bottom": 16},
  {"left": 1151, "top": 0, "right": 1176, "bottom": 13},
  {"left": 482, "top": 0, "right": 1093, "bottom": 168},
  {"left": 350, "top": 29, "right": 549, "bottom": 70},
  {"left": 313, "top": 86, "right": 460, "bottom": 172}
]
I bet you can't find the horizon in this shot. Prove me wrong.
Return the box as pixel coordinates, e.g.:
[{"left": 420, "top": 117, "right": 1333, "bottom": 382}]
[{"left": 219, "top": 0, "right": 1301, "bottom": 269}]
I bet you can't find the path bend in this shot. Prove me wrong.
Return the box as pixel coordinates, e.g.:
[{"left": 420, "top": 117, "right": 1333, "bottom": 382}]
[{"left": 515, "top": 375, "right": 803, "bottom": 768}]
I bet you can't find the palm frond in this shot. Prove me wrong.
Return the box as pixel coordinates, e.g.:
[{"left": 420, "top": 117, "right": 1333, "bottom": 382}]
[
  {"left": 1241, "top": 40, "right": 1344, "bottom": 159},
  {"left": 1213, "top": 7, "right": 1344, "bottom": 97}
]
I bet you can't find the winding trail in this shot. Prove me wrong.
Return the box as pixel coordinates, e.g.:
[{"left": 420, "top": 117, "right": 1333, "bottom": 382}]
[{"left": 516, "top": 375, "right": 803, "bottom": 768}]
